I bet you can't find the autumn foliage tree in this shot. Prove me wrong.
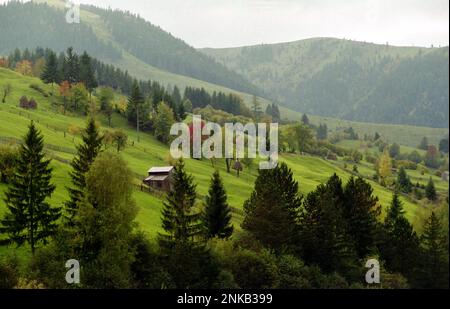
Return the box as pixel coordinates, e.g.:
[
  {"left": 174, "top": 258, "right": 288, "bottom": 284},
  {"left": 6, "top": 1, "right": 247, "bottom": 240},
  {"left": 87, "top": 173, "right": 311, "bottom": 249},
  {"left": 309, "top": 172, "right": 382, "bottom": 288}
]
[{"left": 15, "top": 60, "right": 32, "bottom": 76}]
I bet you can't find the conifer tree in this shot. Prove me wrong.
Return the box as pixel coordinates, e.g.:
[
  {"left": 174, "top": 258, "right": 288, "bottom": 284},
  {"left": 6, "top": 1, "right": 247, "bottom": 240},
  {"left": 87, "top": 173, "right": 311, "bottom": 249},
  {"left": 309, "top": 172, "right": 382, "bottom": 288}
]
[
  {"left": 301, "top": 113, "right": 310, "bottom": 125},
  {"left": 203, "top": 170, "right": 233, "bottom": 239},
  {"left": 298, "top": 174, "right": 358, "bottom": 278},
  {"left": 158, "top": 159, "right": 203, "bottom": 251},
  {"left": 41, "top": 51, "right": 59, "bottom": 95},
  {"left": 380, "top": 192, "right": 420, "bottom": 281},
  {"left": 397, "top": 166, "right": 412, "bottom": 193},
  {"left": 65, "top": 118, "right": 103, "bottom": 225},
  {"left": 79, "top": 51, "right": 98, "bottom": 94},
  {"left": 63, "top": 47, "right": 80, "bottom": 85},
  {"left": 425, "top": 177, "right": 437, "bottom": 201},
  {"left": 0, "top": 122, "right": 60, "bottom": 255},
  {"left": 158, "top": 160, "right": 216, "bottom": 288},
  {"left": 127, "top": 80, "right": 144, "bottom": 142},
  {"left": 417, "top": 212, "right": 449, "bottom": 288},
  {"left": 343, "top": 176, "right": 381, "bottom": 258},
  {"left": 242, "top": 162, "right": 302, "bottom": 251}
]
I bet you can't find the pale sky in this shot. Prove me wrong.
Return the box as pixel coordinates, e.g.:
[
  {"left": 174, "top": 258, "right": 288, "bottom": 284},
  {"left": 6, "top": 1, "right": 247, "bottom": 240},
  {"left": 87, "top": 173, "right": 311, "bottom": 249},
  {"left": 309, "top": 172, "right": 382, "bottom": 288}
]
[{"left": 3, "top": 0, "right": 449, "bottom": 48}]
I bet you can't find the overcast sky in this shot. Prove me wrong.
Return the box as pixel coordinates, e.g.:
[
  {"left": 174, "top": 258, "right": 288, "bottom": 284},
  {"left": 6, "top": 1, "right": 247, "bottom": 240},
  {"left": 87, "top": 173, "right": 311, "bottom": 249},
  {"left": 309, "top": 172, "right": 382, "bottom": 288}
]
[{"left": 4, "top": 0, "right": 449, "bottom": 48}]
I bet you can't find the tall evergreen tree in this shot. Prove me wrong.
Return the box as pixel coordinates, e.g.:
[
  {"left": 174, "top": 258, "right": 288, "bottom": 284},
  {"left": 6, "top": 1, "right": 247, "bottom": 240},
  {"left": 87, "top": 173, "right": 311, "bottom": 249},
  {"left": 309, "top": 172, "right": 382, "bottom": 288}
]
[
  {"left": 301, "top": 113, "right": 310, "bottom": 125},
  {"left": 127, "top": 80, "right": 144, "bottom": 142},
  {"left": 79, "top": 51, "right": 98, "bottom": 94},
  {"left": 158, "top": 159, "right": 203, "bottom": 251},
  {"left": 425, "top": 177, "right": 437, "bottom": 201},
  {"left": 418, "top": 136, "right": 429, "bottom": 150},
  {"left": 416, "top": 212, "right": 449, "bottom": 288},
  {"left": 63, "top": 47, "right": 80, "bottom": 85},
  {"left": 242, "top": 162, "right": 302, "bottom": 251},
  {"left": 203, "top": 170, "right": 233, "bottom": 239},
  {"left": 342, "top": 176, "right": 381, "bottom": 258},
  {"left": 380, "top": 192, "right": 420, "bottom": 281},
  {"left": 396, "top": 166, "right": 412, "bottom": 193},
  {"left": 0, "top": 122, "right": 60, "bottom": 255},
  {"left": 65, "top": 118, "right": 103, "bottom": 225},
  {"left": 41, "top": 51, "right": 59, "bottom": 95},
  {"left": 251, "top": 95, "right": 262, "bottom": 122},
  {"left": 158, "top": 160, "right": 216, "bottom": 288},
  {"left": 298, "top": 174, "right": 358, "bottom": 278}
]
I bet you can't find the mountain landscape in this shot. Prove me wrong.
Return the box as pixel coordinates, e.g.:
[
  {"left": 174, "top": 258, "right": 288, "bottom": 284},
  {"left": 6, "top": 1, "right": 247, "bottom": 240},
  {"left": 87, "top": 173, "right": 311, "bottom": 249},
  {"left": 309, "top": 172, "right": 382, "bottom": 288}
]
[
  {"left": 0, "top": 0, "right": 448, "bottom": 291},
  {"left": 201, "top": 38, "right": 449, "bottom": 128}
]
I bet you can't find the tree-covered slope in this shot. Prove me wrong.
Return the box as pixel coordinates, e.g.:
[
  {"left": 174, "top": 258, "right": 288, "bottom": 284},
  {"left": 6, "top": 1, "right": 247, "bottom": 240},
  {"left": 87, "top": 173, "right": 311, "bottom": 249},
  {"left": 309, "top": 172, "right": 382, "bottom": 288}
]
[
  {"left": 201, "top": 38, "right": 449, "bottom": 128},
  {"left": 0, "top": 0, "right": 262, "bottom": 97}
]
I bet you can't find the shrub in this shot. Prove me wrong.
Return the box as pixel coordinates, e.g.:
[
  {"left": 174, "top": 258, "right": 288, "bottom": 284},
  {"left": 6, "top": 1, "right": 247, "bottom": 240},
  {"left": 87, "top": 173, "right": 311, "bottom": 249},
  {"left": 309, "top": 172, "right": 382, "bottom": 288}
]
[
  {"left": 29, "top": 84, "right": 48, "bottom": 97},
  {"left": 19, "top": 96, "right": 38, "bottom": 109},
  {"left": 227, "top": 248, "right": 278, "bottom": 289},
  {"left": 0, "top": 255, "right": 19, "bottom": 289},
  {"left": 0, "top": 145, "right": 19, "bottom": 183}
]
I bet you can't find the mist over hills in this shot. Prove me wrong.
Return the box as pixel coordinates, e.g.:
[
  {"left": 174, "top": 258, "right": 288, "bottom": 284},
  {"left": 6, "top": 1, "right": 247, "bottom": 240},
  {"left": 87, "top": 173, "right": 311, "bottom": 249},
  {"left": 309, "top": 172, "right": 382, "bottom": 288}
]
[
  {"left": 0, "top": 1, "right": 262, "bottom": 97},
  {"left": 0, "top": 1, "right": 448, "bottom": 128},
  {"left": 201, "top": 38, "right": 449, "bottom": 128}
]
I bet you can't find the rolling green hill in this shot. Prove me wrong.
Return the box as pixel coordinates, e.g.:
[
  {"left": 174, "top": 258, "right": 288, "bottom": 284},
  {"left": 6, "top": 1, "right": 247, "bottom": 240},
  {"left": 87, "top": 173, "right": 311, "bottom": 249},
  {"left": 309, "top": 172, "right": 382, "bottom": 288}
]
[
  {"left": 1, "top": 1, "right": 447, "bottom": 148},
  {"left": 1, "top": 67, "right": 447, "bottom": 260},
  {"left": 201, "top": 38, "right": 449, "bottom": 128},
  {"left": 0, "top": 0, "right": 263, "bottom": 97}
]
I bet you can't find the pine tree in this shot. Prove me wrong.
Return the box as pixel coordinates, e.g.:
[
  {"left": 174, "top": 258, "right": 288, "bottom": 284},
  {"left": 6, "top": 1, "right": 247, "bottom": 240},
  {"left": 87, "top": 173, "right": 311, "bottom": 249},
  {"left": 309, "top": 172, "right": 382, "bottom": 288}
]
[
  {"left": 242, "top": 162, "right": 302, "bottom": 251},
  {"left": 65, "top": 118, "right": 103, "bottom": 225},
  {"left": 271, "top": 103, "right": 280, "bottom": 121},
  {"left": 301, "top": 113, "right": 310, "bottom": 126},
  {"left": 299, "top": 174, "right": 358, "bottom": 278},
  {"left": 158, "top": 160, "right": 216, "bottom": 288},
  {"left": 158, "top": 159, "right": 203, "bottom": 251},
  {"left": 425, "top": 177, "right": 437, "bottom": 201},
  {"left": 397, "top": 166, "right": 412, "bottom": 193},
  {"left": 418, "top": 136, "right": 429, "bottom": 150},
  {"left": 251, "top": 95, "right": 262, "bottom": 122},
  {"left": 63, "top": 47, "right": 79, "bottom": 85},
  {"left": 127, "top": 80, "right": 144, "bottom": 142},
  {"left": 343, "top": 176, "right": 381, "bottom": 258},
  {"left": 380, "top": 192, "right": 420, "bottom": 281},
  {"left": 0, "top": 122, "right": 60, "bottom": 255},
  {"left": 79, "top": 51, "right": 98, "bottom": 94},
  {"left": 203, "top": 170, "right": 233, "bottom": 239},
  {"left": 417, "top": 212, "right": 449, "bottom": 288},
  {"left": 41, "top": 51, "right": 59, "bottom": 95}
]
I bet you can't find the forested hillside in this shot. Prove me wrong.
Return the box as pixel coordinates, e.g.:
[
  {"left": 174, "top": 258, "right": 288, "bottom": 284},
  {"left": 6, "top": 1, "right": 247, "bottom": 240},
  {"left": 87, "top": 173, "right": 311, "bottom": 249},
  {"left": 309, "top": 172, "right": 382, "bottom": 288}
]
[
  {"left": 201, "top": 38, "right": 449, "bottom": 128},
  {"left": 0, "top": 1, "right": 262, "bottom": 97}
]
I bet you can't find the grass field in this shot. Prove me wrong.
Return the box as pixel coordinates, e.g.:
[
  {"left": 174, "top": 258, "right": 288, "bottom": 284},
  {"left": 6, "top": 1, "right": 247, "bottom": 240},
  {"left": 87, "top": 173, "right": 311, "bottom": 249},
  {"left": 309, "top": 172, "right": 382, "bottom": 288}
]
[{"left": 0, "top": 67, "right": 447, "bottom": 263}]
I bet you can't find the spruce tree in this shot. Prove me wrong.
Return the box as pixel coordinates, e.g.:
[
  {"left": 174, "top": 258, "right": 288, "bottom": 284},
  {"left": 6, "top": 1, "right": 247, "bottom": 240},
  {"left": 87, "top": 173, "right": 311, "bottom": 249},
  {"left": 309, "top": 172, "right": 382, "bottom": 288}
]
[
  {"left": 158, "top": 159, "right": 203, "bottom": 250},
  {"left": 417, "top": 212, "right": 449, "bottom": 288},
  {"left": 380, "top": 192, "right": 420, "bottom": 281},
  {"left": 127, "top": 80, "right": 144, "bottom": 142},
  {"left": 397, "top": 166, "right": 412, "bottom": 193},
  {"left": 242, "top": 162, "right": 302, "bottom": 251},
  {"left": 0, "top": 122, "right": 60, "bottom": 255},
  {"left": 158, "top": 160, "right": 216, "bottom": 288},
  {"left": 299, "top": 174, "right": 358, "bottom": 278},
  {"left": 203, "top": 170, "right": 233, "bottom": 239},
  {"left": 301, "top": 113, "right": 310, "bottom": 125},
  {"left": 63, "top": 47, "right": 80, "bottom": 85},
  {"left": 65, "top": 118, "right": 103, "bottom": 225},
  {"left": 41, "top": 51, "right": 59, "bottom": 95},
  {"left": 79, "top": 51, "right": 98, "bottom": 94},
  {"left": 425, "top": 177, "right": 437, "bottom": 201},
  {"left": 343, "top": 176, "right": 381, "bottom": 258}
]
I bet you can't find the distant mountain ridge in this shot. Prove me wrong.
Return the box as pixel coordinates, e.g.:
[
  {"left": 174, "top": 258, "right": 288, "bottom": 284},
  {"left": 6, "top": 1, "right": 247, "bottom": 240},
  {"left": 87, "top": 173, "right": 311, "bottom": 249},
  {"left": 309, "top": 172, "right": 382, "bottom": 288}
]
[
  {"left": 0, "top": 0, "right": 263, "bottom": 97},
  {"left": 201, "top": 38, "right": 449, "bottom": 128}
]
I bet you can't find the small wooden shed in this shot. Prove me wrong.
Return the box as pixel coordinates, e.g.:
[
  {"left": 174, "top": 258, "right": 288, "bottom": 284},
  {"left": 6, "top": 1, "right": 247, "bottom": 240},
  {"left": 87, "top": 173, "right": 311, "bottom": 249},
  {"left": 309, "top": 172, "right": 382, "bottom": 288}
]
[{"left": 143, "top": 166, "right": 174, "bottom": 191}]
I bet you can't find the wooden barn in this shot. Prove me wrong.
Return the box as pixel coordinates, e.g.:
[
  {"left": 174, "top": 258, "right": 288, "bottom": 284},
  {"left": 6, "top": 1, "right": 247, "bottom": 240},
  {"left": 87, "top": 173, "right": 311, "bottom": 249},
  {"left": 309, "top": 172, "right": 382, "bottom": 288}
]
[{"left": 143, "top": 166, "right": 174, "bottom": 191}]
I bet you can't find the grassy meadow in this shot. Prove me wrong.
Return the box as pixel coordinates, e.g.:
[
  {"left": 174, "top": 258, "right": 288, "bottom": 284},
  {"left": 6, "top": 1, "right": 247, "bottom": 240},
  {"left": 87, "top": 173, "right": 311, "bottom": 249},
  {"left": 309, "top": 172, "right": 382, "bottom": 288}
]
[{"left": 0, "top": 67, "right": 448, "bottom": 264}]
